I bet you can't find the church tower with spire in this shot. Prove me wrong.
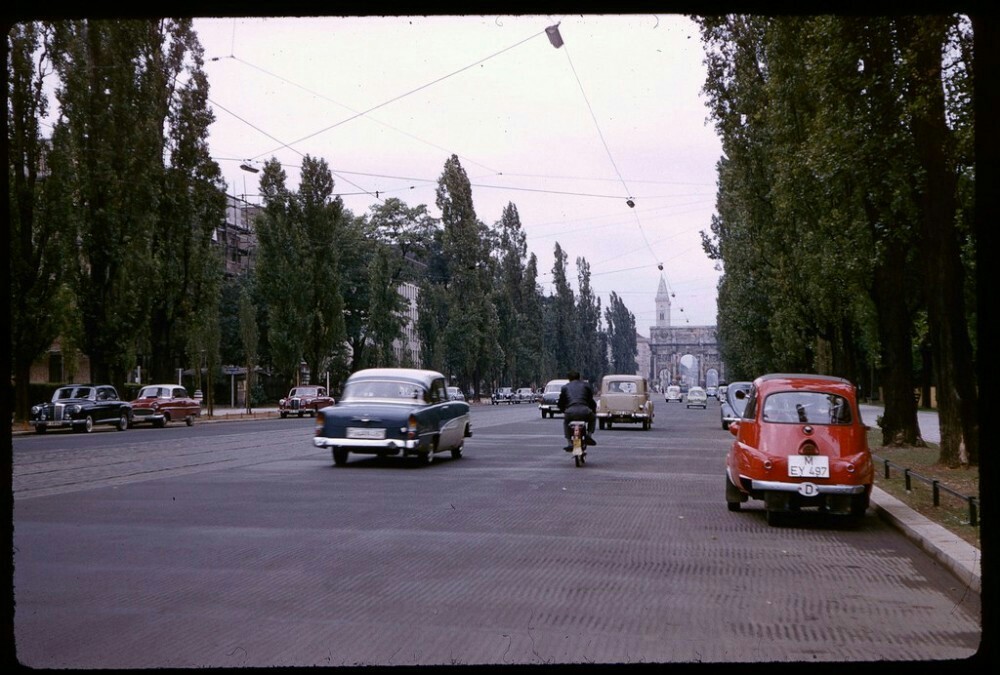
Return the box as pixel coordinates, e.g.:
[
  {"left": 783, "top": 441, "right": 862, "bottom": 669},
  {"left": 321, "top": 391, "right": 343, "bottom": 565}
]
[{"left": 655, "top": 274, "right": 672, "bottom": 329}]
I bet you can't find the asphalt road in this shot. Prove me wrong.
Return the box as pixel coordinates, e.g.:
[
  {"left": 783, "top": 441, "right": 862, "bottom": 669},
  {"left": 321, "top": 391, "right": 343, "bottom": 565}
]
[{"left": 11, "top": 403, "right": 981, "bottom": 667}]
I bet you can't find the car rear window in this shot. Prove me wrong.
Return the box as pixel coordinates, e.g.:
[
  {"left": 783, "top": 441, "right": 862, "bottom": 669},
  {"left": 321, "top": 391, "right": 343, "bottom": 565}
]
[
  {"left": 762, "top": 391, "right": 852, "bottom": 425},
  {"left": 343, "top": 380, "right": 426, "bottom": 401}
]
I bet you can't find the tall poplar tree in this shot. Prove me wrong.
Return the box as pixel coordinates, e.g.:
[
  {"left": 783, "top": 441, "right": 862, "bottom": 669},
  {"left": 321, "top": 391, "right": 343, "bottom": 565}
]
[
  {"left": 49, "top": 19, "right": 199, "bottom": 391},
  {"left": 436, "top": 154, "right": 498, "bottom": 388},
  {"left": 575, "top": 257, "right": 605, "bottom": 382},
  {"left": 9, "top": 22, "right": 72, "bottom": 420}
]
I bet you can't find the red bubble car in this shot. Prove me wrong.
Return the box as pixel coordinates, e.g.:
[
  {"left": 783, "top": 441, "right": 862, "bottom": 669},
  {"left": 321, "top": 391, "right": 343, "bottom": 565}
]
[{"left": 725, "top": 373, "right": 874, "bottom": 525}]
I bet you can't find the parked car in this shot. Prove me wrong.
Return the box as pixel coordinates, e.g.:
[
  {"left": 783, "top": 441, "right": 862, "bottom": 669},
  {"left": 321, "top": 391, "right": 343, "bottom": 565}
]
[
  {"left": 313, "top": 368, "right": 472, "bottom": 466},
  {"left": 130, "top": 384, "right": 201, "bottom": 428},
  {"left": 664, "top": 385, "right": 682, "bottom": 403},
  {"left": 725, "top": 373, "right": 874, "bottom": 525},
  {"left": 279, "top": 386, "right": 335, "bottom": 418},
  {"left": 596, "top": 374, "right": 654, "bottom": 430},
  {"left": 30, "top": 384, "right": 131, "bottom": 434},
  {"left": 513, "top": 387, "right": 535, "bottom": 403},
  {"left": 446, "top": 386, "right": 466, "bottom": 401},
  {"left": 685, "top": 386, "right": 708, "bottom": 408},
  {"left": 720, "top": 381, "right": 752, "bottom": 430},
  {"left": 491, "top": 387, "right": 515, "bottom": 405},
  {"left": 538, "top": 379, "right": 569, "bottom": 418}
]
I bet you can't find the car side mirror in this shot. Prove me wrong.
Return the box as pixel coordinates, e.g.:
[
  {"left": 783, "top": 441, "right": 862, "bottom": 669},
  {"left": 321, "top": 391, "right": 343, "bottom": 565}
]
[{"left": 729, "top": 422, "right": 740, "bottom": 437}]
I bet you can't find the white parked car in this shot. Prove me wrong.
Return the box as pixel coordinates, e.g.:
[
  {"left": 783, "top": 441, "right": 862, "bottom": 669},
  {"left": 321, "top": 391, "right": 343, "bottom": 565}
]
[{"left": 664, "top": 385, "right": 682, "bottom": 403}]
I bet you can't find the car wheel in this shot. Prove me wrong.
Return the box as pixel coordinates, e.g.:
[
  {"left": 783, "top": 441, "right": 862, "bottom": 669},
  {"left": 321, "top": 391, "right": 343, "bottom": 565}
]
[
  {"left": 332, "top": 448, "right": 349, "bottom": 466},
  {"left": 298, "top": 411, "right": 304, "bottom": 418},
  {"left": 598, "top": 419, "right": 605, "bottom": 430},
  {"left": 34, "top": 425, "right": 46, "bottom": 434},
  {"left": 765, "top": 509, "right": 785, "bottom": 526},
  {"left": 451, "top": 441, "right": 464, "bottom": 459},
  {"left": 280, "top": 411, "right": 287, "bottom": 418},
  {"left": 725, "top": 477, "right": 743, "bottom": 511},
  {"left": 722, "top": 419, "right": 729, "bottom": 430},
  {"left": 83, "top": 415, "right": 94, "bottom": 433},
  {"left": 116, "top": 412, "right": 129, "bottom": 431},
  {"left": 185, "top": 415, "right": 194, "bottom": 427}
]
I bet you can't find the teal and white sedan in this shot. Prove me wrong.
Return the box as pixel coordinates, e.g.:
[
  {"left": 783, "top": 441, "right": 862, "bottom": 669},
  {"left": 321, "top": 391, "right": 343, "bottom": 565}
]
[{"left": 313, "top": 368, "right": 472, "bottom": 466}]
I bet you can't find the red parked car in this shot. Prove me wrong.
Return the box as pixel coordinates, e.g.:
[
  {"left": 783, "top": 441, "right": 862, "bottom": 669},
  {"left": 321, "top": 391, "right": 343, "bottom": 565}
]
[
  {"left": 724, "top": 373, "right": 874, "bottom": 525},
  {"left": 279, "top": 386, "right": 335, "bottom": 418},
  {"left": 130, "top": 384, "right": 201, "bottom": 428}
]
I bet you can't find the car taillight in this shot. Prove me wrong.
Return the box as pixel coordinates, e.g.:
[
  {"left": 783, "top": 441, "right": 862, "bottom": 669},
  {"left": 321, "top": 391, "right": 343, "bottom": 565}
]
[
  {"left": 406, "top": 415, "right": 417, "bottom": 439},
  {"left": 314, "top": 411, "right": 325, "bottom": 435}
]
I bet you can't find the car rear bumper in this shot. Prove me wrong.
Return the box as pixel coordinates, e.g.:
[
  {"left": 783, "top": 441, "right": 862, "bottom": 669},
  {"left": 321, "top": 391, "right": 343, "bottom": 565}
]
[
  {"left": 748, "top": 478, "right": 868, "bottom": 495},
  {"left": 596, "top": 411, "right": 650, "bottom": 420},
  {"left": 313, "top": 436, "right": 421, "bottom": 452}
]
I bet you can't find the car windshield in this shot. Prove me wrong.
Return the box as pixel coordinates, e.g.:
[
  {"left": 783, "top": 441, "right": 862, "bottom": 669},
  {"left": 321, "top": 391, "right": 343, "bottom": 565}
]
[
  {"left": 292, "top": 388, "right": 319, "bottom": 396},
  {"left": 342, "top": 380, "right": 426, "bottom": 401},
  {"left": 545, "top": 383, "right": 563, "bottom": 393},
  {"left": 54, "top": 386, "right": 92, "bottom": 401},
  {"left": 762, "top": 391, "right": 853, "bottom": 425},
  {"left": 138, "top": 387, "right": 164, "bottom": 399}
]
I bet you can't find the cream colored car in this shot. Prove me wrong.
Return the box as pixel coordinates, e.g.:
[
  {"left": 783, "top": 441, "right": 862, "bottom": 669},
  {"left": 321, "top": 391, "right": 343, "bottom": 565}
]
[{"left": 596, "top": 375, "right": 654, "bottom": 430}]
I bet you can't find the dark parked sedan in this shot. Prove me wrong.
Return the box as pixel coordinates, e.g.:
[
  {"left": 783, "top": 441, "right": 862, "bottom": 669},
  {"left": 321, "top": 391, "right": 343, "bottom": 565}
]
[
  {"left": 313, "top": 368, "right": 472, "bottom": 466},
  {"left": 30, "top": 384, "right": 132, "bottom": 433}
]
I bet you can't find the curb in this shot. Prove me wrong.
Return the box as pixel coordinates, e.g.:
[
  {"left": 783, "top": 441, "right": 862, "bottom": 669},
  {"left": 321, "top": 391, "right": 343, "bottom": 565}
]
[{"left": 870, "top": 486, "right": 981, "bottom": 592}]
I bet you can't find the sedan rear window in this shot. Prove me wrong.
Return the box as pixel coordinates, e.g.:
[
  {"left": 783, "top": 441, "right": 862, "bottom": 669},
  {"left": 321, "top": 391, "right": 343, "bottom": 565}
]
[
  {"left": 343, "top": 380, "right": 426, "bottom": 401},
  {"left": 762, "top": 391, "right": 852, "bottom": 425}
]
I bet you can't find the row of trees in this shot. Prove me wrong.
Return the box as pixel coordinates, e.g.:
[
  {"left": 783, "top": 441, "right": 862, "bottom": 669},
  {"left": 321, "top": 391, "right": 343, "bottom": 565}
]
[
  {"left": 8, "top": 19, "right": 639, "bottom": 421},
  {"left": 695, "top": 15, "right": 978, "bottom": 467}
]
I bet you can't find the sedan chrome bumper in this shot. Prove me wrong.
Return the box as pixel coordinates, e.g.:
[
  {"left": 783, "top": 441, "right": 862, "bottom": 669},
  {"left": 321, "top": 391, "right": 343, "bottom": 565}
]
[
  {"left": 749, "top": 478, "right": 867, "bottom": 495},
  {"left": 313, "top": 436, "right": 420, "bottom": 451}
]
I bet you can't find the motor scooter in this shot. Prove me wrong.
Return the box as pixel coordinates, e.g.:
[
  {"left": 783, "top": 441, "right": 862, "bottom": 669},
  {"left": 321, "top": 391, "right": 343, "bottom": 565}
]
[{"left": 569, "top": 420, "right": 588, "bottom": 467}]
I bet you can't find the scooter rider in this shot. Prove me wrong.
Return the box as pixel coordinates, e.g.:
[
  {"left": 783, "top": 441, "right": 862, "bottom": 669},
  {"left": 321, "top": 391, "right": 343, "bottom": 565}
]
[{"left": 558, "top": 370, "right": 598, "bottom": 451}]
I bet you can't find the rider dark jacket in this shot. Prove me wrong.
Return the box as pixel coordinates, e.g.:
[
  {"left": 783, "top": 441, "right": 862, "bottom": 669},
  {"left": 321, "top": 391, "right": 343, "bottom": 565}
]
[{"left": 558, "top": 378, "right": 596, "bottom": 416}]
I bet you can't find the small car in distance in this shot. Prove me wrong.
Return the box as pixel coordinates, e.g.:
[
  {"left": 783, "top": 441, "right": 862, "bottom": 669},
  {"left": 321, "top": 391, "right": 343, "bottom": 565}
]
[
  {"left": 725, "top": 373, "right": 874, "bottom": 525},
  {"left": 720, "top": 381, "right": 752, "bottom": 430},
  {"left": 538, "top": 379, "right": 569, "bottom": 418},
  {"left": 130, "top": 384, "right": 201, "bottom": 428},
  {"left": 491, "top": 387, "right": 515, "bottom": 405},
  {"left": 279, "top": 386, "right": 335, "bottom": 418},
  {"left": 596, "top": 374, "right": 654, "bottom": 430},
  {"left": 664, "top": 385, "right": 682, "bottom": 403},
  {"left": 446, "top": 386, "right": 466, "bottom": 401},
  {"left": 30, "top": 384, "right": 131, "bottom": 433},
  {"left": 706, "top": 386, "right": 718, "bottom": 399},
  {"left": 313, "top": 368, "right": 472, "bottom": 466},
  {"left": 685, "top": 386, "right": 708, "bottom": 408},
  {"left": 514, "top": 387, "right": 535, "bottom": 403}
]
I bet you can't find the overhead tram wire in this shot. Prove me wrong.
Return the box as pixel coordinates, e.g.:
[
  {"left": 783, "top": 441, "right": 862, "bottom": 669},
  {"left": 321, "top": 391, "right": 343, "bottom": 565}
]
[
  {"left": 245, "top": 28, "right": 548, "bottom": 163},
  {"left": 211, "top": 53, "right": 502, "bottom": 176},
  {"left": 553, "top": 24, "right": 663, "bottom": 273},
  {"left": 207, "top": 97, "right": 384, "bottom": 203}
]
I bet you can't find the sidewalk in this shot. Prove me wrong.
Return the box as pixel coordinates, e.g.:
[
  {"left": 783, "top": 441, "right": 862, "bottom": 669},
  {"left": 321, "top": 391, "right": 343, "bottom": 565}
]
[{"left": 859, "top": 403, "right": 979, "bottom": 592}]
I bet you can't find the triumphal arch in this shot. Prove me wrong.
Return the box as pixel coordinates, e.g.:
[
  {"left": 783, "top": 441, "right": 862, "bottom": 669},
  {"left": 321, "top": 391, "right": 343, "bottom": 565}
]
[{"left": 647, "top": 275, "right": 724, "bottom": 390}]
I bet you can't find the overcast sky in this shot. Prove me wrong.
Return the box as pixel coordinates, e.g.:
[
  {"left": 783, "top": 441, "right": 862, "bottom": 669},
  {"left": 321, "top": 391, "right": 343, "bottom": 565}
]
[{"left": 193, "top": 14, "right": 724, "bottom": 330}]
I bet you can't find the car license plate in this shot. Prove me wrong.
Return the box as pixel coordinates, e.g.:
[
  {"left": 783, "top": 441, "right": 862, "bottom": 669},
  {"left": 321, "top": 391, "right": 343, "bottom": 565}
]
[
  {"left": 788, "top": 454, "right": 829, "bottom": 478},
  {"left": 346, "top": 427, "right": 385, "bottom": 440}
]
